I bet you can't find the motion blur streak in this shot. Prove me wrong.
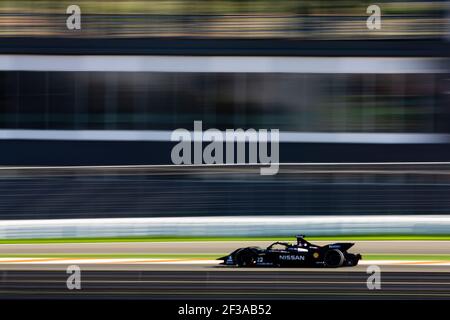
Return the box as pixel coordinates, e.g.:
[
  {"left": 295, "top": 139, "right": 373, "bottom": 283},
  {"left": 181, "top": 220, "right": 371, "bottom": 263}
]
[
  {"left": 0, "top": 0, "right": 449, "bottom": 302},
  {"left": 0, "top": 269, "right": 449, "bottom": 300},
  {"left": 0, "top": 56, "right": 445, "bottom": 73},
  {"left": 0, "top": 216, "right": 449, "bottom": 238},
  {"left": 0, "top": 130, "right": 448, "bottom": 143},
  {"left": 0, "top": 240, "right": 448, "bottom": 255},
  {"left": 0, "top": 164, "right": 450, "bottom": 221},
  {"left": 0, "top": 0, "right": 447, "bottom": 40}
]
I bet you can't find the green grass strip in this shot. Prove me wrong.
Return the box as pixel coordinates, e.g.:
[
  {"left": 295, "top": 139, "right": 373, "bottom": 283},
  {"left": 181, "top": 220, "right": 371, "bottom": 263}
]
[{"left": 0, "top": 234, "right": 449, "bottom": 244}]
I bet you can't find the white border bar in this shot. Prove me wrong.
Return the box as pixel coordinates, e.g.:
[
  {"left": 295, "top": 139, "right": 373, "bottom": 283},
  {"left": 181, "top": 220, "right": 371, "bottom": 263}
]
[
  {"left": 0, "top": 215, "right": 448, "bottom": 238},
  {"left": 0, "top": 55, "right": 446, "bottom": 73},
  {"left": 0, "top": 129, "right": 448, "bottom": 144}
]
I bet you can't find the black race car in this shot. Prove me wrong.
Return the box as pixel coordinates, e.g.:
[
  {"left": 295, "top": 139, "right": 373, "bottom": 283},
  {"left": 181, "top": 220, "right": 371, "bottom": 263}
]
[{"left": 218, "top": 235, "right": 362, "bottom": 268}]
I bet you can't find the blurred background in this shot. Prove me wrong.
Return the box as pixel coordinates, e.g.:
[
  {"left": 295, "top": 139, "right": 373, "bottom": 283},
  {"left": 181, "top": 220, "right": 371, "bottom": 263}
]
[
  {"left": 0, "top": 0, "right": 449, "bottom": 238},
  {"left": 0, "top": 0, "right": 447, "bottom": 39},
  {"left": 1, "top": 1, "right": 450, "bottom": 301}
]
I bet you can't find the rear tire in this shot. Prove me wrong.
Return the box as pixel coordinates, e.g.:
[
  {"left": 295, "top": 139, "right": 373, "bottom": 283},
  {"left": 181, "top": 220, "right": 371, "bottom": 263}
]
[{"left": 324, "top": 249, "right": 345, "bottom": 267}]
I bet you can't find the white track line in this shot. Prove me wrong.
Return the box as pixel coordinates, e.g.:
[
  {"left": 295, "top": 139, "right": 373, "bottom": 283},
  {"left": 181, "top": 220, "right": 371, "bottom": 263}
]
[{"left": 0, "top": 258, "right": 449, "bottom": 266}]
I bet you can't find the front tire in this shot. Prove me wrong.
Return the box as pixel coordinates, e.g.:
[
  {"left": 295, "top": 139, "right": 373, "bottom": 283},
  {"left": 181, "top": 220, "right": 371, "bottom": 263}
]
[{"left": 324, "top": 249, "right": 345, "bottom": 267}]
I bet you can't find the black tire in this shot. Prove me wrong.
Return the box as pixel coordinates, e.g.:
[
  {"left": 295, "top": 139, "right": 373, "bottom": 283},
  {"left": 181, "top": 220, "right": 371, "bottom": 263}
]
[
  {"left": 236, "top": 250, "right": 256, "bottom": 267},
  {"left": 324, "top": 249, "right": 345, "bottom": 267}
]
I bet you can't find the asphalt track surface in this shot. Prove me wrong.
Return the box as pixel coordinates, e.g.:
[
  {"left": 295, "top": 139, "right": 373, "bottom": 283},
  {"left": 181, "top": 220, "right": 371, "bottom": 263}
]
[
  {"left": 2, "top": 240, "right": 450, "bottom": 255},
  {"left": 0, "top": 241, "right": 449, "bottom": 299},
  {"left": 0, "top": 266, "right": 449, "bottom": 300}
]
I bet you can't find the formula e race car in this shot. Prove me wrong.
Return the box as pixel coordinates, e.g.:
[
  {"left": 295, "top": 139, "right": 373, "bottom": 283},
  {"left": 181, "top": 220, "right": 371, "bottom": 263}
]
[{"left": 218, "top": 235, "right": 362, "bottom": 268}]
